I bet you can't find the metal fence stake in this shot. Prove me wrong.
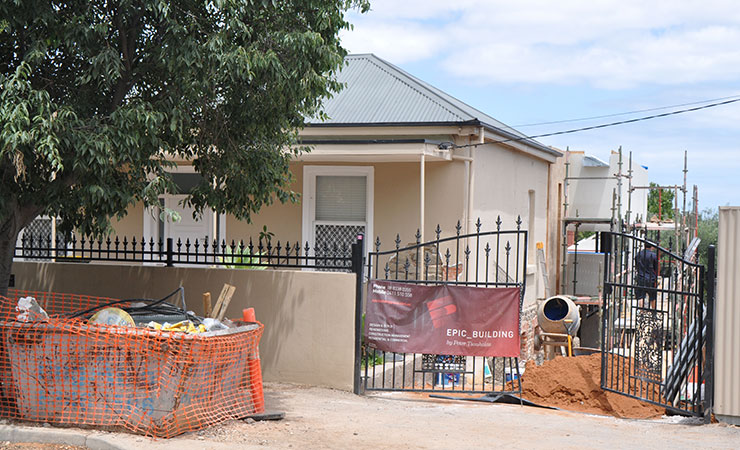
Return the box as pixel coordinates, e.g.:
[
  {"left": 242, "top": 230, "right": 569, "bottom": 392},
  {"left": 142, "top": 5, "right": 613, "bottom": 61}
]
[
  {"left": 166, "top": 238, "right": 174, "bottom": 267},
  {"left": 352, "top": 233, "right": 365, "bottom": 395},
  {"left": 704, "top": 245, "right": 716, "bottom": 422}
]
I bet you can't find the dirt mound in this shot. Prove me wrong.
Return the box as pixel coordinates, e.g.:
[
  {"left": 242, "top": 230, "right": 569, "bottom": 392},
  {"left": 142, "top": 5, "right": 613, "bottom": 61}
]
[{"left": 519, "top": 354, "right": 664, "bottom": 419}]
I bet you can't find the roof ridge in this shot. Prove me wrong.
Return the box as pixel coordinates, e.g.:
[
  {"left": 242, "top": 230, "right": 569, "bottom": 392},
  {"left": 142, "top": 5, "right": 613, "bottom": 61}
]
[{"left": 357, "top": 54, "right": 468, "bottom": 122}]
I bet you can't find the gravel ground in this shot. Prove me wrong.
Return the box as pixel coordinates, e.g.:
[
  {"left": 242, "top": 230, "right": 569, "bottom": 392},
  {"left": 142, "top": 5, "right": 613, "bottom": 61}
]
[
  {"left": 4, "top": 383, "right": 739, "bottom": 449},
  {"left": 144, "top": 382, "right": 739, "bottom": 449}
]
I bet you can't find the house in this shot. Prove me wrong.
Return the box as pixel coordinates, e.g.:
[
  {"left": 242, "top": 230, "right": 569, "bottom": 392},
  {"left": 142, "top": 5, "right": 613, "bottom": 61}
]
[
  {"left": 34, "top": 54, "right": 561, "bottom": 290},
  {"left": 20, "top": 53, "right": 563, "bottom": 330},
  {"left": 13, "top": 53, "right": 567, "bottom": 381}
]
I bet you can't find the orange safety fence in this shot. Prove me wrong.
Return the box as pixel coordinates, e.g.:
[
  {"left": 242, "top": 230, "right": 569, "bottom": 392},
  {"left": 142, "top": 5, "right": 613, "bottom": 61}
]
[{"left": 0, "top": 289, "right": 264, "bottom": 438}]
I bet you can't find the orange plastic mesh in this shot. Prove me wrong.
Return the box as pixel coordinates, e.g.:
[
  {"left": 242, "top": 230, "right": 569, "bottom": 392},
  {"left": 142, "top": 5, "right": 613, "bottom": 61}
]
[{"left": 0, "top": 289, "right": 264, "bottom": 438}]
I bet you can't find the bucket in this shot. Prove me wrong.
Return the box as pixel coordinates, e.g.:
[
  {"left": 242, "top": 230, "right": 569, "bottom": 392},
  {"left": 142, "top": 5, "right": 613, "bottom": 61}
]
[
  {"left": 435, "top": 373, "right": 459, "bottom": 387},
  {"left": 505, "top": 367, "right": 525, "bottom": 382}
]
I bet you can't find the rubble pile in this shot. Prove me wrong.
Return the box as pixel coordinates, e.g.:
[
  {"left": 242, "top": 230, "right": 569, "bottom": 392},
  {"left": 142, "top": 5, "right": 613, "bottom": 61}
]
[{"left": 519, "top": 354, "right": 665, "bottom": 419}]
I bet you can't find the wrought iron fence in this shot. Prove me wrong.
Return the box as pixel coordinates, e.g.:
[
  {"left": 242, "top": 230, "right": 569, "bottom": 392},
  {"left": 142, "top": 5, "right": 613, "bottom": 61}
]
[
  {"left": 360, "top": 217, "right": 528, "bottom": 395},
  {"left": 601, "top": 231, "right": 711, "bottom": 416},
  {"left": 14, "top": 233, "right": 354, "bottom": 272}
]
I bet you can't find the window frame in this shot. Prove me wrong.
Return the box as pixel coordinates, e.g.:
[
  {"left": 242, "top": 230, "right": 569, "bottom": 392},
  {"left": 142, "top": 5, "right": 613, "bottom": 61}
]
[{"left": 302, "top": 165, "right": 374, "bottom": 253}]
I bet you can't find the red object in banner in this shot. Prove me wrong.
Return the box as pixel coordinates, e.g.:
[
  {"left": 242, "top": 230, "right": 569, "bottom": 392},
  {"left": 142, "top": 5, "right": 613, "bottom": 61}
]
[{"left": 364, "top": 280, "right": 520, "bottom": 357}]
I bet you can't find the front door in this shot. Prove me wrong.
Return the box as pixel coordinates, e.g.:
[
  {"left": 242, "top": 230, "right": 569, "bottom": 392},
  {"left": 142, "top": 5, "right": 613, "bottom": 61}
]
[
  {"left": 163, "top": 195, "right": 213, "bottom": 247},
  {"left": 302, "top": 166, "right": 374, "bottom": 259}
]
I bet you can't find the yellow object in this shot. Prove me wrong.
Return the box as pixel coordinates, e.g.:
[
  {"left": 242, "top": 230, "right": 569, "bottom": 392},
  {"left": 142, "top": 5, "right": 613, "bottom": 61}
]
[
  {"left": 154, "top": 320, "right": 207, "bottom": 334},
  {"left": 89, "top": 307, "right": 135, "bottom": 327},
  {"left": 564, "top": 319, "right": 574, "bottom": 356}
]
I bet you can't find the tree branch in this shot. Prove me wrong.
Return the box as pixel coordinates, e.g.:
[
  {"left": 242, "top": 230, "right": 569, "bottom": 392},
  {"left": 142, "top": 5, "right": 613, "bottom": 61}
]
[{"left": 110, "top": 7, "right": 142, "bottom": 113}]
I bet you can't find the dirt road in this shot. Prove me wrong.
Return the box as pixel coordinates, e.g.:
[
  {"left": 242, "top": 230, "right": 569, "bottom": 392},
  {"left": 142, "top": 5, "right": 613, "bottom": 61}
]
[
  {"left": 3, "top": 382, "right": 738, "bottom": 449},
  {"left": 65, "top": 382, "right": 733, "bottom": 449}
]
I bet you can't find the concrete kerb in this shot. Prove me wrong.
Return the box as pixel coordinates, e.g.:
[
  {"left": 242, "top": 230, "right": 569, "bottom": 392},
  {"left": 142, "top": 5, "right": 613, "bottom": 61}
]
[{"left": 0, "top": 423, "right": 126, "bottom": 450}]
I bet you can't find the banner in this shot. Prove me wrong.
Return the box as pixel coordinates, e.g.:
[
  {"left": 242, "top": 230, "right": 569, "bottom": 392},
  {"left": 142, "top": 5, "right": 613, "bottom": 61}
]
[{"left": 364, "top": 280, "right": 520, "bottom": 357}]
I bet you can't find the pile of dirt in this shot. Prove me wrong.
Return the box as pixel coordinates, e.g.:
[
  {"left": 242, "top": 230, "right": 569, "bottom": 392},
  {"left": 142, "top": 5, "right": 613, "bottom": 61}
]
[{"left": 519, "top": 353, "right": 665, "bottom": 419}]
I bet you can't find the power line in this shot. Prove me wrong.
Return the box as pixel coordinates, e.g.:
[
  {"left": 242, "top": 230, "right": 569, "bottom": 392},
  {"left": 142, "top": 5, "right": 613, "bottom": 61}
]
[
  {"left": 453, "top": 97, "right": 740, "bottom": 149},
  {"left": 508, "top": 94, "right": 740, "bottom": 128}
]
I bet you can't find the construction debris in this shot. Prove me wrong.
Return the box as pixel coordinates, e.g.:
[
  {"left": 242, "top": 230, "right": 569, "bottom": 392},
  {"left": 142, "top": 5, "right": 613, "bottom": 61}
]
[{"left": 0, "top": 287, "right": 265, "bottom": 438}]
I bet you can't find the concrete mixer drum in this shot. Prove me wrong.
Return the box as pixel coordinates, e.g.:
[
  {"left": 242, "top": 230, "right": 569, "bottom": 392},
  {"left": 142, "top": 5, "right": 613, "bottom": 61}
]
[
  {"left": 535, "top": 295, "right": 582, "bottom": 358},
  {"left": 537, "top": 295, "right": 581, "bottom": 335}
]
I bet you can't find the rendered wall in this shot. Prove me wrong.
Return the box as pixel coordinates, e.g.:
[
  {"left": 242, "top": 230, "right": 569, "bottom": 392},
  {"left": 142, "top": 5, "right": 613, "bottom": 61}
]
[
  {"left": 112, "top": 202, "right": 145, "bottom": 237},
  {"left": 225, "top": 163, "right": 304, "bottom": 244},
  {"left": 566, "top": 151, "right": 649, "bottom": 227},
  {"left": 226, "top": 160, "right": 466, "bottom": 252},
  {"left": 11, "top": 262, "right": 357, "bottom": 391},
  {"left": 547, "top": 153, "right": 566, "bottom": 298},
  {"left": 716, "top": 207, "right": 740, "bottom": 425},
  {"left": 471, "top": 143, "right": 550, "bottom": 307}
]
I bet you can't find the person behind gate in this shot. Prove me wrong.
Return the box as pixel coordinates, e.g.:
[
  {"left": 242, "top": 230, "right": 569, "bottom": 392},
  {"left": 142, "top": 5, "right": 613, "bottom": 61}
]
[{"left": 634, "top": 242, "right": 659, "bottom": 308}]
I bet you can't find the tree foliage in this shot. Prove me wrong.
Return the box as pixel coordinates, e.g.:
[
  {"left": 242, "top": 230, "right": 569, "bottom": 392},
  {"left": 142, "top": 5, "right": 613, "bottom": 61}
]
[
  {"left": 0, "top": 0, "right": 369, "bottom": 294},
  {"left": 646, "top": 182, "right": 675, "bottom": 221},
  {"left": 696, "top": 207, "right": 718, "bottom": 267}
]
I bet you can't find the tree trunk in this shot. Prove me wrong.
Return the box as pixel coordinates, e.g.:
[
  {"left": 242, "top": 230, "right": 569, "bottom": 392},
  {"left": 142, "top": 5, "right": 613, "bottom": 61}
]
[
  {"left": 0, "top": 203, "right": 41, "bottom": 298},
  {"left": 0, "top": 217, "right": 21, "bottom": 298}
]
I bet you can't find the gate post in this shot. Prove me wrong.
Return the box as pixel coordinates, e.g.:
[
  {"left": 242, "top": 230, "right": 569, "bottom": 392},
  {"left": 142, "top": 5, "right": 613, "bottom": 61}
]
[
  {"left": 704, "top": 245, "right": 716, "bottom": 421},
  {"left": 351, "top": 233, "right": 365, "bottom": 395}
]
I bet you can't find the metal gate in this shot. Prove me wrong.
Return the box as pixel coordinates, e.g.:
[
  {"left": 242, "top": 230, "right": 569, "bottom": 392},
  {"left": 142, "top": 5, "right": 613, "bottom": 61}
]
[
  {"left": 601, "top": 231, "right": 714, "bottom": 416},
  {"left": 360, "top": 218, "right": 527, "bottom": 395}
]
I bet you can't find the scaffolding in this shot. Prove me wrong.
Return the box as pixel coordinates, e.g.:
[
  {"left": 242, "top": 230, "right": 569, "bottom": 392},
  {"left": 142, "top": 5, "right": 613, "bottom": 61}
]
[{"left": 559, "top": 148, "right": 698, "bottom": 297}]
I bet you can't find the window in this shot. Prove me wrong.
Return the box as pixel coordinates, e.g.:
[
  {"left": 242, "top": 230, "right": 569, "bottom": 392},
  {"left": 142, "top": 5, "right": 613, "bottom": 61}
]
[{"left": 303, "top": 166, "right": 373, "bottom": 259}]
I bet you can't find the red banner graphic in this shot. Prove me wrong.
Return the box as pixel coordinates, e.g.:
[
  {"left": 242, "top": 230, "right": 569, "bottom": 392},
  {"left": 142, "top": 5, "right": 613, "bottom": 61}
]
[{"left": 364, "top": 280, "right": 521, "bottom": 357}]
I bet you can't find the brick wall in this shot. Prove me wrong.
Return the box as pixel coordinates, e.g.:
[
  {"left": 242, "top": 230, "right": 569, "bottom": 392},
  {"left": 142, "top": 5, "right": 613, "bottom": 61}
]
[{"left": 519, "top": 303, "right": 542, "bottom": 363}]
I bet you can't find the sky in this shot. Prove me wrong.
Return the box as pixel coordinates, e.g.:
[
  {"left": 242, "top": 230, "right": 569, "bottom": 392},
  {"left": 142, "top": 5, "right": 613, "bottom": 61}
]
[{"left": 339, "top": 0, "right": 740, "bottom": 213}]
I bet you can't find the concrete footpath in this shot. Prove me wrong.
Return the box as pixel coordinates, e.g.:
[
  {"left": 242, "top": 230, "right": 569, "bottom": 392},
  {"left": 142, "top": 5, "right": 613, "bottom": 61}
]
[
  {"left": 0, "top": 421, "right": 126, "bottom": 449},
  {"left": 1, "top": 383, "right": 739, "bottom": 449}
]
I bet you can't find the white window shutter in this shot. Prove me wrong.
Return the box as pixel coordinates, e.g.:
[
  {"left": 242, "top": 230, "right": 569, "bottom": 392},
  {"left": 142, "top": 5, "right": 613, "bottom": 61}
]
[{"left": 315, "top": 176, "right": 367, "bottom": 222}]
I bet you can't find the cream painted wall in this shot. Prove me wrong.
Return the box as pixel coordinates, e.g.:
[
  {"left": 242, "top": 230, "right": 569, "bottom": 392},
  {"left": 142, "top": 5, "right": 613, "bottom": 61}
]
[
  {"left": 373, "top": 162, "right": 419, "bottom": 246},
  {"left": 111, "top": 202, "right": 145, "bottom": 237},
  {"left": 471, "top": 143, "right": 551, "bottom": 306},
  {"left": 547, "top": 152, "right": 566, "bottom": 298},
  {"left": 225, "top": 160, "right": 466, "bottom": 252},
  {"left": 106, "top": 159, "right": 467, "bottom": 256},
  {"left": 566, "top": 151, "right": 649, "bottom": 227},
  {"left": 226, "top": 163, "right": 304, "bottom": 245},
  {"left": 374, "top": 161, "right": 466, "bottom": 247},
  {"left": 12, "top": 262, "right": 356, "bottom": 391}
]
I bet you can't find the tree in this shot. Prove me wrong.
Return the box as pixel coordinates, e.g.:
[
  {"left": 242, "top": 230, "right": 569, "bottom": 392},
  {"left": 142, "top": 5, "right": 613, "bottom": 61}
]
[
  {"left": 696, "top": 207, "right": 718, "bottom": 267},
  {"left": 0, "top": 0, "right": 369, "bottom": 296},
  {"left": 646, "top": 182, "right": 675, "bottom": 221}
]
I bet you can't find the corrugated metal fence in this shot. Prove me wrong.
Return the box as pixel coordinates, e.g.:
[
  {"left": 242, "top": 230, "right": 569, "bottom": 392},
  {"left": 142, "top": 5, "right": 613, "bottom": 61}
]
[{"left": 716, "top": 207, "right": 740, "bottom": 425}]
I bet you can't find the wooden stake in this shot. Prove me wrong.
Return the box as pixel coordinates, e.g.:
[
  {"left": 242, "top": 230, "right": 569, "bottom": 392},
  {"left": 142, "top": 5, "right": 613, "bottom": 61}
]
[
  {"left": 202, "top": 292, "right": 212, "bottom": 318},
  {"left": 212, "top": 284, "right": 236, "bottom": 321}
]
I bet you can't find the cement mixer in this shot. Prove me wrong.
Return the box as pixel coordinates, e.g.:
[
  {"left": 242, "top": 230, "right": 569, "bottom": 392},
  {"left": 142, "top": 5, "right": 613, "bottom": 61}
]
[{"left": 534, "top": 295, "right": 581, "bottom": 359}]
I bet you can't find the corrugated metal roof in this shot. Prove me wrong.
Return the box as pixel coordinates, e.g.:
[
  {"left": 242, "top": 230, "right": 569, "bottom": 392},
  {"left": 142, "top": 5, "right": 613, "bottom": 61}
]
[
  {"left": 583, "top": 155, "right": 609, "bottom": 167},
  {"left": 310, "top": 55, "right": 507, "bottom": 127},
  {"left": 307, "top": 54, "right": 558, "bottom": 157},
  {"left": 310, "top": 54, "right": 467, "bottom": 123}
]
